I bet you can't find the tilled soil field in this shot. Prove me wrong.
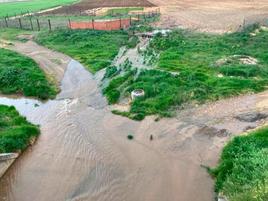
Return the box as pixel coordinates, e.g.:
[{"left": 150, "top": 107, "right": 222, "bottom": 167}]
[
  {"left": 149, "top": 0, "right": 268, "bottom": 33},
  {"left": 46, "top": 0, "right": 155, "bottom": 15}
]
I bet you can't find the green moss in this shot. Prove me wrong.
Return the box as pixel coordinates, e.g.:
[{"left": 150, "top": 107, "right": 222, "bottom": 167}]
[
  {"left": 0, "top": 105, "right": 40, "bottom": 153},
  {"left": 0, "top": 48, "right": 56, "bottom": 99}
]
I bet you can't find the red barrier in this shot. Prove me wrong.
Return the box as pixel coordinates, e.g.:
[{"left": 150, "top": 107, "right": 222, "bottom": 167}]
[{"left": 69, "top": 18, "right": 131, "bottom": 30}]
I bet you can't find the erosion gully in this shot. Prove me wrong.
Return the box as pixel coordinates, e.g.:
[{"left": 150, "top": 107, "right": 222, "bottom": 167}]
[{"left": 0, "top": 40, "right": 268, "bottom": 201}]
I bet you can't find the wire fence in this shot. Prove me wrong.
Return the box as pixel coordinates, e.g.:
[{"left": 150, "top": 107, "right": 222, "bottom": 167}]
[{"left": 0, "top": 8, "right": 160, "bottom": 31}]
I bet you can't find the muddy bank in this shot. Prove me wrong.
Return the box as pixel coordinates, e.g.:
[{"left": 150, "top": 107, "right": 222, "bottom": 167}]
[{"left": 0, "top": 41, "right": 268, "bottom": 201}]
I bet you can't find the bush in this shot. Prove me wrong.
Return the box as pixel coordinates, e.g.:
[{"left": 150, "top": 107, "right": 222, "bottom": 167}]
[{"left": 0, "top": 105, "right": 40, "bottom": 153}]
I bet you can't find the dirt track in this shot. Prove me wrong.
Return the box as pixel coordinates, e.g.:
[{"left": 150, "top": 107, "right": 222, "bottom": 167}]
[
  {"left": 148, "top": 0, "right": 268, "bottom": 32},
  {"left": 1, "top": 40, "right": 268, "bottom": 201}
]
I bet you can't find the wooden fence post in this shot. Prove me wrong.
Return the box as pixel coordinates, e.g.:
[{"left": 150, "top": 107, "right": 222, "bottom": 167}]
[
  {"left": 92, "top": 19, "right": 94, "bottom": 30},
  {"left": 18, "top": 18, "right": 22, "bottom": 29},
  {"left": 4, "top": 17, "right": 8, "bottom": 27},
  {"left": 36, "top": 19, "right": 40, "bottom": 31},
  {"left": 119, "top": 17, "right": 122, "bottom": 29},
  {"left": 68, "top": 18, "right": 71, "bottom": 29},
  {"left": 48, "top": 19, "right": 51, "bottom": 32},
  {"left": 130, "top": 16, "right": 132, "bottom": 26},
  {"left": 30, "top": 17, "right": 33, "bottom": 30}
]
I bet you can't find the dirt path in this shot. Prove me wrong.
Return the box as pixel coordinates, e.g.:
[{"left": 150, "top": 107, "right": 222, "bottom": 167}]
[
  {"left": 0, "top": 41, "right": 268, "bottom": 201},
  {"left": 148, "top": 0, "right": 268, "bottom": 33}
]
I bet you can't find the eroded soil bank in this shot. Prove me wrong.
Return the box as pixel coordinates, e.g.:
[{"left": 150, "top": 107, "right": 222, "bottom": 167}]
[{"left": 0, "top": 41, "right": 268, "bottom": 201}]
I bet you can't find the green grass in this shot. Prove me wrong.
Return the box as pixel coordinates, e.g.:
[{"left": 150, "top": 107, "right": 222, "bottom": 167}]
[
  {"left": 0, "top": 48, "right": 56, "bottom": 99},
  {"left": 0, "top": 28, "right": 34, "bottom": 41},
  {"left": 0, "top": 105, "right": 40, "bottom": 153},
  {"left": 210, "top": 127, "right": 268, "bottom": 201},
  {"left": 36, "top": 29, "right": 132, "bottom": 73},
  {"left": 0, "top": 0, "right": 77, "bottom": 18},
  {"left": 106, "top": 7, "right": 144, "bottom": 16},
  {"left": 104, "top": 24, "right": 268, "bottom": 119}
]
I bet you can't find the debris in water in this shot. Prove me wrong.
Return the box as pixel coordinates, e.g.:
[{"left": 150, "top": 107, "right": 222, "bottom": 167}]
[{"left": 127, "top": 134, "right": 134, "bottom": 140}]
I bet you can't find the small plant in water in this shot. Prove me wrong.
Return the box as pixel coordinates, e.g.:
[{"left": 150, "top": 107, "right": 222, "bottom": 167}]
[{"left": 127, "top": 134, "right": 134, "bottom": 140}]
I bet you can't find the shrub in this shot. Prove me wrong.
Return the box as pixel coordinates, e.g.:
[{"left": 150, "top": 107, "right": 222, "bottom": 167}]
[{"left": 0, "top": 105, "right": 40, "bottom": 153}]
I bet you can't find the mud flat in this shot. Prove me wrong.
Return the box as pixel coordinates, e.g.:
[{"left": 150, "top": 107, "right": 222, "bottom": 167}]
[{"left": 0, "top": 41, "right": 268, "bottom": 201}]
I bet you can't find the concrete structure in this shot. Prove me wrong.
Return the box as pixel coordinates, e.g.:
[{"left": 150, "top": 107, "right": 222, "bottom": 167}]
[{"left": 0, "top": 153, "right": 18, "bottom": 178}]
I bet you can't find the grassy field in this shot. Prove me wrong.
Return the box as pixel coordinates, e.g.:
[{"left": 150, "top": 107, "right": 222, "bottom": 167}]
[
  {"left": 105, "top": 24, "right": 268, "bottom": 119},
  {"left": 0, "top": 0, "right": 77, "bottom": 18},
  {"left": 0, "top": 48, "right": 56, "bottom": 99},
  {"left": 210, "top": 127, "right": 268, "bottom": 201},
  {"left": 36, "top": 29, "right": 133, "bottom": 73},
  {"left": 0, "top": 105, "right": 40, "bottom": 153},
  {"left": 106, "top": 7, "right": 144, "bottom": 16}
]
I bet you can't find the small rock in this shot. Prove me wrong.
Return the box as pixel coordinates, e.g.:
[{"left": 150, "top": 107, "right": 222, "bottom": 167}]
[{"left": 236, "top": 112, "right": 268, "bottom": 122}]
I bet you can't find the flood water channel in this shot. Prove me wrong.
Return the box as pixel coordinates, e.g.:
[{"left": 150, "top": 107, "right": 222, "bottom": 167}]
[{"left": 0, "top": 44, "right": 266, "bottom": 201}]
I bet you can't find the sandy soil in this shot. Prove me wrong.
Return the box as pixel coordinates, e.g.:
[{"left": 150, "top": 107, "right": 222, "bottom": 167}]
[
  {"left": 0, "top": 41, "right": 268, "bottom": 201},
  {"left": 148, "top": 0, "right": 268, "bottom": 33}
]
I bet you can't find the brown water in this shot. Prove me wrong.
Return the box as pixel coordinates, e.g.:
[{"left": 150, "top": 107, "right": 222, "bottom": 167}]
[{"left": 0, "top": 46, "right": 267, "bottom": 201}]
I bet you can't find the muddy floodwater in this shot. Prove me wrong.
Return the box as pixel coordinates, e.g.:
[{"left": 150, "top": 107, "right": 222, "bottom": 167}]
[{"left": 0, "top": 41, "right": 268, "bottom": 201}]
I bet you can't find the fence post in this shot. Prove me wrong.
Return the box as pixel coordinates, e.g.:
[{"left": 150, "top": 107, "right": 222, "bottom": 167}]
[
  {"left": 92, "top": 19, "right": 94, "bottom": 30},
  {"left": 4, "top": 17, "right": 8, "bottom": 27},
  {"left": 119, "top": 17, "right": 122, "bottom": 29},
  {"left": 30, "top": 17, "right": 33, "bottom": 30},
  {"left": 48, "top": 19, "right": 51, "bottom": 32},
  {"left": 68, "top": 18, "right": 71, "bottom": 29},
  {"left": 36, "top": 18, "right": 40, "bottom": 31},
  {"left": 130, "top": 16, "right": 132, "bottom": 26},
  {"left": 18, "top": 18, "right": 22, "bottom": 29}
]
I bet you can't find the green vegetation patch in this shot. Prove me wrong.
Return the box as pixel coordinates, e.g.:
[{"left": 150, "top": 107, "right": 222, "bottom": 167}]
[
  {"left": 106, "top": 7, "right": 144, "bottom": 16},
  {"left": 210, "top": 127, "right": 268, "bottom": 201},
  {"left": 0, "top": 28, "right": 33, "bottom": 41},
  {"left": 105, "top": 25, "right": 268, "bottom": 120},
  {"left": 0, "top": 48, "right": 56, "bottom": 99},
  {"left": 0, "top": 0, "right": 77, "bottom": 18},
  {"left": 36, "top": 29, "right": 131, "bottom": 73},
  {"left": 0, "top": 105, "right": 40, "bottom": 153}
]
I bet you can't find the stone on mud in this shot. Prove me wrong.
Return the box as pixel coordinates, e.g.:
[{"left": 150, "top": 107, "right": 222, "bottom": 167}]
[
  {"left": 196, "top": 126, "right": 230, "bottom": 138},
  {"left": 235, "top": 112, "right": 268, "bottom": 122}
]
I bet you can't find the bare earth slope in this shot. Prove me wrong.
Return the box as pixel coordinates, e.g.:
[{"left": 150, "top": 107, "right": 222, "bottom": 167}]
[
  {"left": 0, "top": 41, "right": 268, "bottom": 201},
  {"left": 148, "top": 0, "right": 268, "bottom": 32}
]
